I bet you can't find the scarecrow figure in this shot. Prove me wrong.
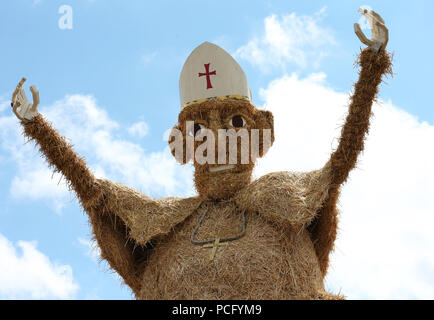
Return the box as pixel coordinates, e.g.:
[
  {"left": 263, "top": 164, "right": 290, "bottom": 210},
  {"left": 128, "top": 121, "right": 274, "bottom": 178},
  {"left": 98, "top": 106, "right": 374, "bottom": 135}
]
[{"left": 11, "top": 9, "right": 391, "bottom": 299}]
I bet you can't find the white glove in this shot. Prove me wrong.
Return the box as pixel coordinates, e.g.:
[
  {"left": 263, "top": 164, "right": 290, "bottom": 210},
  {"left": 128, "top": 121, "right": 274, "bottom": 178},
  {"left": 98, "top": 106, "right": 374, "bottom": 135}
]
[
  {"left": 11, "top": 77, "right": 40, "bottom": 121},
  {"left": 354, "top": 8, "right": 389, "bottom": 52}
]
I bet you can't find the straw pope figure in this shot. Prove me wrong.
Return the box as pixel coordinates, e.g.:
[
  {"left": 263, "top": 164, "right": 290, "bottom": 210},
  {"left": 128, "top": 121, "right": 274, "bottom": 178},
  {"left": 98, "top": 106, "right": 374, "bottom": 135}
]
[{"left": 11, "top": 9, "right": 391, "bottom": 299}]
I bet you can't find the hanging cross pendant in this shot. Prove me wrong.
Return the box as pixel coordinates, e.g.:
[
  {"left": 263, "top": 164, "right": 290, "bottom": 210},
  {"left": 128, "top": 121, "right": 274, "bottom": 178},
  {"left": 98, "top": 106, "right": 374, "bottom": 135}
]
[{"left": 203, "top": 237, "right": 228, "bottom": 261}]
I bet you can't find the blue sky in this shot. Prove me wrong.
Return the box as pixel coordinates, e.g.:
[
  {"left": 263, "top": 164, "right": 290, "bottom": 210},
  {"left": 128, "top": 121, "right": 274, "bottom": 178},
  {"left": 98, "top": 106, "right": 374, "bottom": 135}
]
[{"left": 1, "top": 0, "right": 434, "bottom": 299}]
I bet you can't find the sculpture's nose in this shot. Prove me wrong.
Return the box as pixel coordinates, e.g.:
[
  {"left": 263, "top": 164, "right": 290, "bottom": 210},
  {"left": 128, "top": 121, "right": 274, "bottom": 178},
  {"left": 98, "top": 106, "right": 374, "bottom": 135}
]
[
  {"left": 208, "top": 109, "right": 222, "bottom": 136},
  {"left": 207, "top": 109, "right": 225, "bottom": 165}
]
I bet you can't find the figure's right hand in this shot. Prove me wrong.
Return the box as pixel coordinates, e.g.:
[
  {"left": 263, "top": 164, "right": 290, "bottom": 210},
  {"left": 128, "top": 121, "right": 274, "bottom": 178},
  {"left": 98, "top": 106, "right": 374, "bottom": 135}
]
[
  {"left": 354, "top": 8, "right": 389, "bottom": 53},
  {"left": 11, "top": 77, "right": 40, "bottom": 121}
]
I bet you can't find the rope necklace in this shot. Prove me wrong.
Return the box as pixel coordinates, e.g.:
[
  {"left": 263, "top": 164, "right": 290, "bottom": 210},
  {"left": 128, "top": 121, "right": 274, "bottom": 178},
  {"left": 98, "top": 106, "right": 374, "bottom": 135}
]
[{"left": 190, "top": 201, "right": 246, "bottom": 245}]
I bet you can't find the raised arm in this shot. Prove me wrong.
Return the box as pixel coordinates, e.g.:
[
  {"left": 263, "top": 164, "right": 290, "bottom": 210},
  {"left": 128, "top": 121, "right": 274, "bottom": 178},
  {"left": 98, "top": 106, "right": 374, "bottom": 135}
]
[
  {"left": 330, "top": 9, "right": 392, "bottom": 185},
  {"left": 308, "top": 9, "right": 392, "bottom": 277},
  {"left": 11, "top": 79, "right": 147, "bottom": 294},
  {"left": 11, "top": 78, "right": 101, "bottom": 208},
  {"left": 11, "top": 81, "right": 202, "bottom": 296}
]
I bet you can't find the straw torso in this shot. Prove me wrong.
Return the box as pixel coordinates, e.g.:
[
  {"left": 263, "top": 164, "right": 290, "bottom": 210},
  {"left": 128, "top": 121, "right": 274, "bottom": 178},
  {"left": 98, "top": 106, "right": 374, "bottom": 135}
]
[{"left": 138, "top": 198, "right": 331, "bottom": 299}]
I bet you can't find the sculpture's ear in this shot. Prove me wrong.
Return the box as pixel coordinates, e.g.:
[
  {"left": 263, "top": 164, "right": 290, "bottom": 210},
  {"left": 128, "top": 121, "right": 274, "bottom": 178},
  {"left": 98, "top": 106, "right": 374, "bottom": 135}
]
[
  {"left": 168, "top": 122, "right": 193, "bottom": 164},
  {"left": 254, "top": 110, "right": 275, "bottom": 157}
]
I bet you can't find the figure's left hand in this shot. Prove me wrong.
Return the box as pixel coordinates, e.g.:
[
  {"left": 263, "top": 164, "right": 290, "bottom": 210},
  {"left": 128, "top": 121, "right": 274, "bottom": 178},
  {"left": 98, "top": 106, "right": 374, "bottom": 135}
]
[
  {"left": 354, "top": 8, "right": 389, "bottom": 52},
  {"left": 11, "top": 77, "right": 40, "bottom": 121}
]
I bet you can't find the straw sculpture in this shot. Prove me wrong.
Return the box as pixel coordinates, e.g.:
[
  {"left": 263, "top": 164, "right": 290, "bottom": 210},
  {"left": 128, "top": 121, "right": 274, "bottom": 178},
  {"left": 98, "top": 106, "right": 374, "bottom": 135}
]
[{"left": 11, "top": 9, "right": 391, "bottom": 299}]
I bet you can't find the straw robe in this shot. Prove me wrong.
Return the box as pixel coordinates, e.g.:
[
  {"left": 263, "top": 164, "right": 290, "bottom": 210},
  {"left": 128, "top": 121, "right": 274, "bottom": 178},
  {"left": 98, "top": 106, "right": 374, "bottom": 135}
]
[{"left": 20, "top": 49, "right": 391, "bottom": 299}]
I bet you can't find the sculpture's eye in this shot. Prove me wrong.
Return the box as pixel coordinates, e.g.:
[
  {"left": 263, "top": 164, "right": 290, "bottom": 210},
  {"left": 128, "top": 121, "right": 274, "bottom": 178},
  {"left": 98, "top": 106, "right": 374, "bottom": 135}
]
[
  {"left": 229, "top": 115, "right": 246, "bottom": 128},
  {"left": 188, "top": 123, "right": 206, "bottom": 137},
  {"left": 194, "top": 123, "right": 206, "bottom": 136}
]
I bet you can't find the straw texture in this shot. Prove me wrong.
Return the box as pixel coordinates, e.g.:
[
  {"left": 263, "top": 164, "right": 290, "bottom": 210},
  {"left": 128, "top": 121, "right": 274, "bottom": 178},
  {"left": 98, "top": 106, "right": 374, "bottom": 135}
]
[
  {"left": 308, "top": 48, "right": 392, "bottom": 276},
  {"left": 19, "top": 48, "right": 391, "bottom": 299}
]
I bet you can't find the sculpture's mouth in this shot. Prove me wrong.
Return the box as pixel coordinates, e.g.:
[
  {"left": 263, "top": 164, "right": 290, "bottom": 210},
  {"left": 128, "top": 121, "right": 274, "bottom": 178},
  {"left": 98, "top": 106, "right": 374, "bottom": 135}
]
[{"left": 208, "top": 164, "right": 236, "bottom": 173}]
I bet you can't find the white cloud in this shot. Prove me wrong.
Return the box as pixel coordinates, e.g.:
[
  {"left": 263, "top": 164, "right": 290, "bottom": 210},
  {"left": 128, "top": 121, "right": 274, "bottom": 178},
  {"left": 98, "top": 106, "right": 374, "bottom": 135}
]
[
  {"left": 128, "top": 121, "right": 149, "bottom": 138},
  {"left": 255, "top": 71, "right": 434, "bottom": 299},
  {"left": 0, "top": 114, "right": 70, "bottom": 212},
  {"left": 0, "top": 99, "right": 9, "bottom": 112},
  {"left": 0, "top": 233, "right": 78, "bottom": 299},
  {"left": 0, "top": 113, "right": 71, "bottom": 212},
  {"left": 235, "top": 7, "right": 336, "bottom": 72},
  {"left": 10, "top": 168, "right": 69, "bottom": 212},
  {"left": 0, "top": 94, "right": 194, "bottom": 210},
  {"left": 42, "top": 95, "right": 194, "bottom": 197}
]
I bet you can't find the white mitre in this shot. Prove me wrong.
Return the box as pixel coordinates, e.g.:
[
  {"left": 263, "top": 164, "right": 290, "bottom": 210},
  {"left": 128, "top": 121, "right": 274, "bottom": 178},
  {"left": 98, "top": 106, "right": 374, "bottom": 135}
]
[{"left": 179, "top": 42, "right": 252, "bottom": 109}]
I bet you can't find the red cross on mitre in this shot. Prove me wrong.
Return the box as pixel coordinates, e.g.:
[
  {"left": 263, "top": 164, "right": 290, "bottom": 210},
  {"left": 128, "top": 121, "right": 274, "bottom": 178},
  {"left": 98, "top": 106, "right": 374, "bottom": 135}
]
[{"left": 198, "top": 63, "right": 216, "bottom": 89}]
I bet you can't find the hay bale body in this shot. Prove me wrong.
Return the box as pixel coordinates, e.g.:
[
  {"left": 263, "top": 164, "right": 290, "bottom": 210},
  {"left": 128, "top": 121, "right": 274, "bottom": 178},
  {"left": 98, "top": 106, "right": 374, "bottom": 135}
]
[
  {"left": 94, "top": 162, "right": 339, "bottom": 300},
  {"left": 141, "top": 208, "right": 326, "bottom": 299}
]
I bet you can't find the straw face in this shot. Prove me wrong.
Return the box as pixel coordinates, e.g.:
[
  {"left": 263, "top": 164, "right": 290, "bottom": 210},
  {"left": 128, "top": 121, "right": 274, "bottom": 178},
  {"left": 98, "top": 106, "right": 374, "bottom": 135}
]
[{"left": 170, "top": 98, "right": 275, "bottom": 199}]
